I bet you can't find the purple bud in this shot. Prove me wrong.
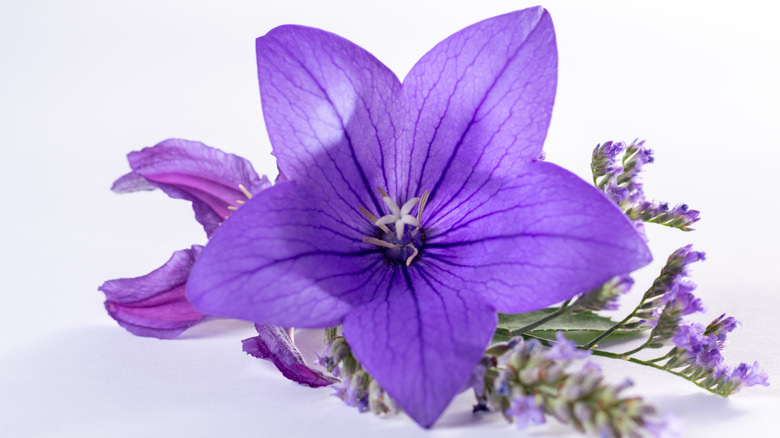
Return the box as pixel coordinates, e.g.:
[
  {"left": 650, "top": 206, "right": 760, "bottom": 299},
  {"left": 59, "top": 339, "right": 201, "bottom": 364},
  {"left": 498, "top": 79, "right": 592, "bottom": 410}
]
[
  {"left": 671, "top": 323, "right": 706, "bottom": 351},
  {"left": 506, "top": 395, "right": 546, "bottom": 430},
  {"left": 664, "top": 281, "right": 706, "bottom": 316},
  {"left": 706, "top": 313, "right": 741, "bottom": 343},
  {"left": 546, "top": 333, "right": 591, "bottom": 361},
  {"left": 731, "top": 361, "right": 769, "bottom": 388},
  {"left": 644, "top": 414, "right": 685, "bottom": 438}
]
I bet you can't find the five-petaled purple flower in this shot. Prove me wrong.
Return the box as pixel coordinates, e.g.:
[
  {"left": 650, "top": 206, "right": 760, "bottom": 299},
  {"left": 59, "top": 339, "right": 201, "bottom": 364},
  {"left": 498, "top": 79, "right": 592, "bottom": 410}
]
[
  {"left": 100, "top": 139, "right": 270, "bottom": 338},
  {"left": 186, "top": 7, "right": 651, "bottom": 427},
  {"left": 99, "top": 139, "right": 336, "bottom": 388}
]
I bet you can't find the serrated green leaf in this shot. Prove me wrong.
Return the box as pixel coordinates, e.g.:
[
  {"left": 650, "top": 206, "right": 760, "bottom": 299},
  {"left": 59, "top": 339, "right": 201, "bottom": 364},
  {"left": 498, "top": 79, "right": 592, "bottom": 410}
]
[{"left": 492, "top": 308, "right": 648, "bottom": 346}]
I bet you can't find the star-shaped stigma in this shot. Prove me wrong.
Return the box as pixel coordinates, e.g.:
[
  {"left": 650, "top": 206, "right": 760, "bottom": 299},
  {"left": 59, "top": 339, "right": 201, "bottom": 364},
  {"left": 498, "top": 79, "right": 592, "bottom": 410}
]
[{"left": 359, "top": 188, "right": 430, "bottom": 266}]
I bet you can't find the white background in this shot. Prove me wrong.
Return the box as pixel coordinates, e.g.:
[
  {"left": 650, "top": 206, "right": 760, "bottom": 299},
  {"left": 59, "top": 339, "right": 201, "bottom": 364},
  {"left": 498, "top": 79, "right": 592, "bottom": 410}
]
[{"left": 2, "top": 0, "right": 779, "bottom": 436}]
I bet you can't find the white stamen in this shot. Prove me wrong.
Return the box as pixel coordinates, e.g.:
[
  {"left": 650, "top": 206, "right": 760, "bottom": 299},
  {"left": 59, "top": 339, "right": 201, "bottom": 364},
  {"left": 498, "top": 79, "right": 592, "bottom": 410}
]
[
  {"left": 405, "top": 244, "right": 419, "bottom": 266},
  {"left": 362, "top": 237, "right": 399, "bottom": 249},
  {"left": 417, "top": 191, "right": 430, "bottom": 223},
  {"left": 359, "top": 205, "right": 390, "bottom": 233}
]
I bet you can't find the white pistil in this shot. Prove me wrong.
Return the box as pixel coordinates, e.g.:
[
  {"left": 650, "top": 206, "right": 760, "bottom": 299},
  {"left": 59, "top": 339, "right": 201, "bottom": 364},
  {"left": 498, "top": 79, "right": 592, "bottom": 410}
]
[
  {"left": 375, "top": 188, "right": 421, "bottom": 240},
  {"left": 361, "top": 188, "right": 430, "bottom": 267}
]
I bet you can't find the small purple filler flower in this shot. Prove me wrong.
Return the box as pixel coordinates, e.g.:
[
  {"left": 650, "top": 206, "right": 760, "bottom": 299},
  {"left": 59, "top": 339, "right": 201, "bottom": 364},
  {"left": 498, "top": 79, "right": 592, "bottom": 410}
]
[
  {"left": 186, "top": 7, "right": 650, "bottom": 427},
  {"left": 506, "top": 395, "right": 546, "bottom": 429}
]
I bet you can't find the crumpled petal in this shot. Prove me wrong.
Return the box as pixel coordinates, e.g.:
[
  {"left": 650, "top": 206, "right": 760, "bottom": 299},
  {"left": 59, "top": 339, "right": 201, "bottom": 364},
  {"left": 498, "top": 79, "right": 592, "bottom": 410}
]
[
  {"left": 242, "top": 324, "right": 337, "bottom": 388},
  {"left": 342, "top": 266, "right": 497, "bottom": 428},
  {"left": 187, "top": 181, "right": 386, "bottom": 327},
  {"left": 401, "top": 7, "right": 557, "bottom": 215},
  {"left": 256, "top": 24, "right": 403, "bottom": 219},
  {"left": 423, "top": 161, "right": 651, "bottom": 313},
  {"left": 112, "top": 139, "right": 271, "bottom": 236},
  {"left": 99, "top": 245, "right": 208, "bottom": 339}
]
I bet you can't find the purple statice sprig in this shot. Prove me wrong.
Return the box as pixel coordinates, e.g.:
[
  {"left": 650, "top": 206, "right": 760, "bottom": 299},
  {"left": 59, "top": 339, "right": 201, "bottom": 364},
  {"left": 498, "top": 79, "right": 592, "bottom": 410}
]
[
  {"left": 320, "top": 334, "right": 399, "bottom": 416},
  {"left": 587, "top": 315, "right": 769, "bottom": 398},
  {"left": 583, "top": 245, "right": 705, "bottom": 351},
  {"left": 572, "top": 246, "right": 769, "bottom": 397},
  {"left": 475, "top": 334, "right": 678, "bottom": 437},
  {"left": 592, "top": 140, "right": 700, "bottom": 231},
  {"left": 659, "top": 315, "right": 769, "bottom": 396},
  {"left": 570, "top": 275, "right": 635, "bottom": 314},
  {"left": 97, "top": 4, "right": 767, "bottom": 434}
]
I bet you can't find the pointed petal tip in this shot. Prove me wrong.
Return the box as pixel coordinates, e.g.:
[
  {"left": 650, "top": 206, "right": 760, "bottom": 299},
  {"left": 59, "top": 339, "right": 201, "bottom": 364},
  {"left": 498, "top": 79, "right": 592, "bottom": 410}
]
[{"left": 342, "top": 276, "right": 497, "bottom": 429}]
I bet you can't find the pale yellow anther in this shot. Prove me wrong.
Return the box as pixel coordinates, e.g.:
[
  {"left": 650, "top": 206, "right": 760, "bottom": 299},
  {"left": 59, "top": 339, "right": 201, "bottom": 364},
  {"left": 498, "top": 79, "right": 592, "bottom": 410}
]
[
  {"left": 362, "top": 237, "right": 399, "bottom": 249},
  {"left": 225, "top": 185, "right": 254, "bottom": 216},
  {"left": 417, "top": 190, "right": 430, "bottom": 223},
  {"left": 359, "top": 205, "right": 390, "bottom": 233},
  {"left": 239, "top": 184, "right": 253, "bottom": 199}
]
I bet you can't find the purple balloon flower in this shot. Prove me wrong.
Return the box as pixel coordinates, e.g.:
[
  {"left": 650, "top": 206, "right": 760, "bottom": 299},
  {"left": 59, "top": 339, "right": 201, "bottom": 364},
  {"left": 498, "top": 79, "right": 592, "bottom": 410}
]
[
  {"left": 187, "top": 7, "right": 650, "bottom": 427},
  {"left": 101, "top": 139, "right": 270, "bottom": 338},
  {"left": 101, "top": 139, "right": 336, "bottom": 388}
]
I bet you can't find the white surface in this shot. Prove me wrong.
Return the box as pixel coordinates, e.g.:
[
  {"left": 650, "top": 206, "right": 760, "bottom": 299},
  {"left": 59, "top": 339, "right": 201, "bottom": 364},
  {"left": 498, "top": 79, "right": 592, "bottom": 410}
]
[{"left": 1, "top": 1, "right": 779, "bottom": 437}]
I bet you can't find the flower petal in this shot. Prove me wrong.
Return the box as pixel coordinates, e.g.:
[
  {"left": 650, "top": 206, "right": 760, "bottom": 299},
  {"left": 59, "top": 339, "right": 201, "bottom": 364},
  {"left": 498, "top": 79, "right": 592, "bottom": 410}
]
[
  {"left": 342, "top": 266, "right": 497, "bottom": 428},
  {"left": 256, "top": 25, "right": 403, "bottom": 217},
  {"left": 423, "top": 161, "right": 651, "bottom": 313},
  {"left": 113, "top": 139, "right": 271, "bottom": 236},
  {"left": 99, "top": 246, "right": 208, "bottom": 339},
  {"left": 186, "top": 181, "right": 387, "bottom": 327},
  {"left": 401, "top": 7, "right": 557, "bottom": 217},
  {"left": 242, "top": 325, "right": 337, "bottom": 388}
]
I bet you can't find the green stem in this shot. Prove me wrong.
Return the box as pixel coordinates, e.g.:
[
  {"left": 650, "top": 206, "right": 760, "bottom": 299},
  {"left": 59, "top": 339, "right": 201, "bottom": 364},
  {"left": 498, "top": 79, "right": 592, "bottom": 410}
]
[
  {"left": 324, "top": 327, "right": 338, "bottom": 344},
  {"left": 582, "top": 309, "right": 638, "bottom": 349},
  {"left": 521, "top": 333, "right": 726, "bottom": 397},
  {"left": 646, "top": 350, "right": 674, "bottom": 363},
  {"left": 509, "top": 299, "right": 572, "bottom": 336},
  {"left": 621, "top": 340, "right": 651, "bottom": 356},
  {"left": 588, "top": 350, "right": 724, "bottom": 396}
]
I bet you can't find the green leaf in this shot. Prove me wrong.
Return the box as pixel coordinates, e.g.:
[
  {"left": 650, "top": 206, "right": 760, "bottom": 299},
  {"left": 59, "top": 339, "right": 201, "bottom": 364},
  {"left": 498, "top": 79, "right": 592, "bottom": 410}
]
[{"left": 492, "top": 308, "right": 648, "bottom": 346}]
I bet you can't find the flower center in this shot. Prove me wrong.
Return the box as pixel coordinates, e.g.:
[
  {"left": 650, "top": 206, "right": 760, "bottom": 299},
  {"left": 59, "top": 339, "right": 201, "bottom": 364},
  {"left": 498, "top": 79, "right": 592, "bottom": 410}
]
[{"left": 361, "top": 188, "right": 429, "bottom": 266}]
